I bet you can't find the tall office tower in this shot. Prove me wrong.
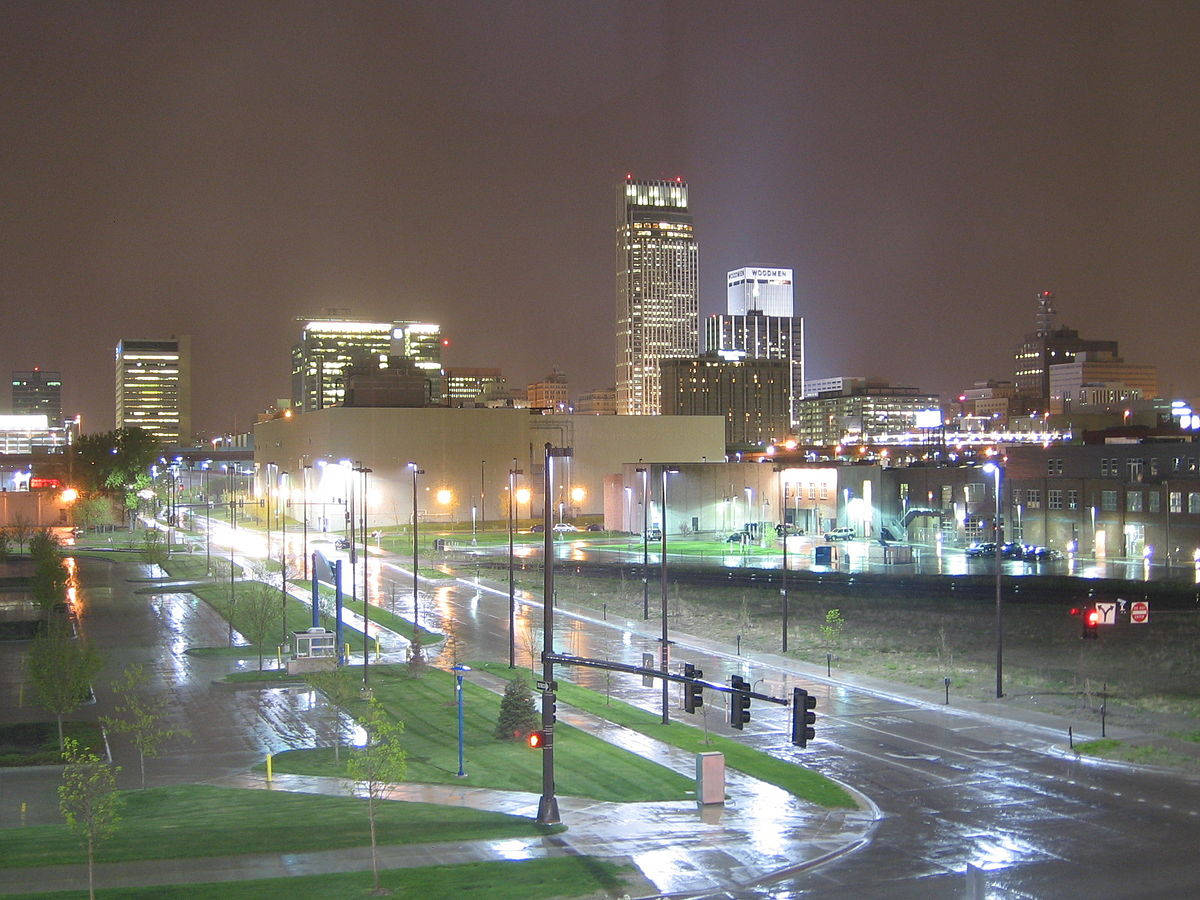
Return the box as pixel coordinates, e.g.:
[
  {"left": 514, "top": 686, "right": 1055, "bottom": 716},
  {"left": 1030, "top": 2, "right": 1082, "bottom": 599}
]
[
  {"left": 615, "top": 175, "right": 699, "bottom": 415},
  {"left": 115, "top": 337, "right": 191, "bottom": 444},
  {"left": 706, "top": 267, "right": 804, "bottom": 428},
  {"left": 1012, "top": 291, "right": 1117, "bottom": 406},
  {"left": 11, "top": 368, "right": 63, "bottom": 421},
  {"left": 291, "top": 315, "right": 444, "bottom": 412}
]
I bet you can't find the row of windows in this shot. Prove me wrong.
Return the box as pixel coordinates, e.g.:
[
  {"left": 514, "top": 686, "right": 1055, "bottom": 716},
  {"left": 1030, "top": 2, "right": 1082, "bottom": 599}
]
[{"left": 1095, "top": 490, "right": 1200, "bottom": 514}]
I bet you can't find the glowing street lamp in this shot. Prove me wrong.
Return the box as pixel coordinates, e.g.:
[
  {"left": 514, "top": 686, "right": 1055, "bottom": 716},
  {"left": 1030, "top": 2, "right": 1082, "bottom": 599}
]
[{"left": 982, "top": 461, "right": 1004, "bottom": 699}]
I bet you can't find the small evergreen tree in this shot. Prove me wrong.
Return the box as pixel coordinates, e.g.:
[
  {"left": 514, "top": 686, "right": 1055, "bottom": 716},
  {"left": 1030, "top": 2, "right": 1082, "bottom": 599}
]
[{"left": 494, "top": 676, "right": 538, "bottom": 741}]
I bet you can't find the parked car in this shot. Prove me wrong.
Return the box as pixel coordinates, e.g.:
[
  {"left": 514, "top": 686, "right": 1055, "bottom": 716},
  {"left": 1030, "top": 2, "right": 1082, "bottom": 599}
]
[
  {"left": 530, "top": 524, "right": 545, "bottom": 533},
  {"left": 586, "top": 523, "right": 604, "bottom": 532},
  {"left": 774, "top": 523, "right": 803, "bottom": 537},
  {"left": 646, "top": 526, "right": 662, "bottom": 541},
  {"left": 965, "top": 541, "right": 996, "bottom": 557},
  {"left": 552, "top": 523, "right": 580, "bottom": 532},
  {"left": 334, "top": 538, "right": 351, "bottom": 550},
  {"left": 725, "top": 532, "right": 748, "bottom": 543},
  {"left": 823, "top": 527, "right": 854, "bottom": 542}
]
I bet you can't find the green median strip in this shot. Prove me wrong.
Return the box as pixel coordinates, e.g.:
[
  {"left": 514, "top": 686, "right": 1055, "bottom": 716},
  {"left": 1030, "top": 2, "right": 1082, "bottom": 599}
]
[
  {"left": 0, "top": 784, "right": 561, "bottom": 869},
  {"left": 266, "top": 664, "right": 695, "bottom": 802},
  {"left": 298, "top": 580, "right": 444, "bottom": 647},
  {"left": 475, "top": 661, "right": 857, "bottom": 809},
  {"left": 5, "top": 857, "right": 632, "bottom": 900}
]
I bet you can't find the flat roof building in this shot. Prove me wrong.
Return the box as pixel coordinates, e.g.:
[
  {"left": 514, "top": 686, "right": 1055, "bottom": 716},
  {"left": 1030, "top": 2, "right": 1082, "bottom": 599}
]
[
  {"left": 615, "top": 176, "right": 699, "bottom": 416},
  {"left": 115, "top": 337, "right": 191, "bottom": 444},
  {"left": 11, "top": 369, "right": 62, "bottom": 421}
]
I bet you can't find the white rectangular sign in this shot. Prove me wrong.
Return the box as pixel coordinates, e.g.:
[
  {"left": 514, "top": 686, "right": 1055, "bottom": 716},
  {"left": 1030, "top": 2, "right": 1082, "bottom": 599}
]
[{"left": 1094, "top": 602, "right": 1117, "bottom": 625}]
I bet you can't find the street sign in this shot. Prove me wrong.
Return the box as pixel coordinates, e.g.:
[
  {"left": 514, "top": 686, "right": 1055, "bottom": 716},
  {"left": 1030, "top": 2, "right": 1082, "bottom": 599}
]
[
  {"left": 642, "top": 653, "right": 655, "bottom": 687},
  {"left": 535, "top": 680, "right": 558, "bottom": 693},
  {"left": 1130, "top": 601, "right": 1150, "bottom": 624},
  {"left": 1094, "top": 602, "right": 1117, "bottom": 625}
]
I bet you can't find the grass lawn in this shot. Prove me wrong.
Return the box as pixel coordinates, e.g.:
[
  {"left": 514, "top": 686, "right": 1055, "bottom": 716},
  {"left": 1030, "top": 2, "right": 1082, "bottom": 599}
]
[
  {"left": 268, "top": 664, "right": 695, "bottom": 802},
  {"left": 182, "top": 580, "right": 365, "bottom": 661},
  {"left": 0, "top": 722, "right": 104, "bottom": 767},
  {"left": 488, "top": 564, "right": 1200, "bottom": 729},
  {"left": 476, "top": 662, "right": 856, "bottom": 809},
  {"left": 298, "top": 580, "right": 443, "bottom": 647},
  {"left": 0, "top": 784, "right": 561, "bottom": 869},
  {"left": 8, "top": 857, "right": 630, "bottom": 899},
  {"left": 1073, "top": 738, "right": 1200, "bottom": 770}
]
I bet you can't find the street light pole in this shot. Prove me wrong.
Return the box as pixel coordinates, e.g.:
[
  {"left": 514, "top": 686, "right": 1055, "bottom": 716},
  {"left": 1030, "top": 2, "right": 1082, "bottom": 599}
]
[
  {"left": 409, "top": 463, "right": 424, "bottom": 654},
  {"left": 302, "top": 460, "right": 312, "bottom": 581},
  {"left": 355, "top": 464, "right": 373, "bottom": 685},
  {"left": 637, "top": 465, "right": 648, "bottom": 620},
  {"left": 508, "top": 459, "right": 522, "bottom": 669},
  {"left": 480, "top": 459, "right": 486, "bottom": 529},
  {"left": 660, "top": 466, "right": 678, "bottom": 726},
  {"left": 984, "top": 461, "right": 1004, "bottom": 699},
  {"left": 452, "top": 664, "right": 471, "bottom": 777},
  {"left": 538, "top": 443, "right": 571, "bottom": 826},
  {"left": 779, "top": 471, "right": 788, "bottom": 653}
]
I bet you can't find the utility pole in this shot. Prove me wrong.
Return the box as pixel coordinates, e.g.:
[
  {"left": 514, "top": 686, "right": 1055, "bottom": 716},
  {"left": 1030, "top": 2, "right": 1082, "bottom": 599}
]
[{"left": 538, "top": 443, "right": 571, "bottom": 826}]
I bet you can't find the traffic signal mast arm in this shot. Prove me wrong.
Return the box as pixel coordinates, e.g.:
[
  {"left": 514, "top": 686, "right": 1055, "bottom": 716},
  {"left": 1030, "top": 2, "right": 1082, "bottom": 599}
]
[{"left": 542, "top": 652, "right": 788, "bottom": 705}]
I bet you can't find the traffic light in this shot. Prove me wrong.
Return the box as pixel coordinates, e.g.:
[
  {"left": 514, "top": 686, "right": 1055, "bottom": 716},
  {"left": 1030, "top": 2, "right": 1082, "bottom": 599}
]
[
  {"left": 792, "top": 687, "right": 817, "bottom": 747},
  {"left": 683, "top": 663, "right": 704, "bottom": 713},
  {"left": 730, "top": 675, "right": 751, "bottom": 729},
  {"left": 543, "top": 692, "right": 557, "bottom": 722},
  {"left": 527, "top": 731, "right": 546, "bottom": 749},
  {"left": 1072, "top": 605, "right": 1099, "bottom": 639}
]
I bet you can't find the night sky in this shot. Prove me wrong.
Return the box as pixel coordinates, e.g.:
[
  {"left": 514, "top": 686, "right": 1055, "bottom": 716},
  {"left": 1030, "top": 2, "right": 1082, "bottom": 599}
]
[{"left": 3, "top": 1, "right": 1197, "bottom": 436}]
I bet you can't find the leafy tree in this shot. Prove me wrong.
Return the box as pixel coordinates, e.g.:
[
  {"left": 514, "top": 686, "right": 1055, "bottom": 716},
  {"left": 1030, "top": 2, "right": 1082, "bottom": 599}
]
[
  {"left": 140, "top": 529, "right": 169, "bottom": 578},
  {"left": 242, "top": 569, "right": 283, "bottom": 670},
  {"left": 494, "top": 675, "right": 538, "bottom": 741},
  {"left": 820, "top": 608, "right": 845, "bottom": 648},
  {"left": 306, "top": 667, "right": 359, "bottom": 762},
  {"left": 101, "top": 664, "right": 184, "bottom": 789},
  {"left": 347, "top": 697, "right": 406, "bottom": 894},
  {"left": 73, "top": 495, "right": 114, "bottom": 533},
  {"left": 58, "top": 737, "right": 121, "bottom": 900},
  {"left": 0, "top": 528, "right": 9, "bottom": 560},
  {"left": 30, "top": 533, "right": 68, "bottom": 617},
  {"left": 27, "top": 620, "right": 104, "bottom": 751},
  {"left": 9, "top": 514, "right": 36, "bottom": 552},
  {"left": 73, "top": 427, "right": 160, "bottom": 507}
]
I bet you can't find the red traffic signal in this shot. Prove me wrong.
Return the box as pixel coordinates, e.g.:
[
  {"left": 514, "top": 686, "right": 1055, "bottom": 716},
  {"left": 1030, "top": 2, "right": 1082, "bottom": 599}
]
[
  {"left": 527, "top": 731, "right": 546, "bottom": 750},
  {"left": 1086, "top": 610, "right": 1101, "bottom": 627}
]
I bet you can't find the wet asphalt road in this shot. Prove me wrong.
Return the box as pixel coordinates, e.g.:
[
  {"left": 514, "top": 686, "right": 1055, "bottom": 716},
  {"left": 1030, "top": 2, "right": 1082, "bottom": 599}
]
[{"left": 374, "top": 556, "right": 1200, "bottom": 899}]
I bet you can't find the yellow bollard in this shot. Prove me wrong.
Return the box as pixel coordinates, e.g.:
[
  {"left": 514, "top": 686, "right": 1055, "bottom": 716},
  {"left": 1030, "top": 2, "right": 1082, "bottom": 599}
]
[
  {"left": 266, "top": 753, "right": 273, "bottom": 782},
  {"left": 20, "top": 801, "right": 27, "bottom": 825},
  {"left": 345, "top": 642, "right": 351, "bottom": 660},
  {"left": 276, "top": 646, "right": 282, "bottom": 669},
  {"left": 375, "top": 637, "right": 381, "bottom": 661}
]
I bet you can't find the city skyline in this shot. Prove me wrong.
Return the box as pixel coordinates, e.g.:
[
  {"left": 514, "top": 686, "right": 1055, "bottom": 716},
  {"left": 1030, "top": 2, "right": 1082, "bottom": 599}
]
[{"left": 2, "top": 3, "right": 1197, "bottom": 435}]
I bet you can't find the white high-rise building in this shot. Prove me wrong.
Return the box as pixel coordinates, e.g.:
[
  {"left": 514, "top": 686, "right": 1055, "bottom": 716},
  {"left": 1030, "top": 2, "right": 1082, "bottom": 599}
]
[
  {"left": 707, "top": 266, "right": 804, "bottom": 428},
  {"left": 726, "top": 267, "right": 794, "bottom": 317},
  {"left": 615, "top": 176, "right": 699, "bottom": 415}
]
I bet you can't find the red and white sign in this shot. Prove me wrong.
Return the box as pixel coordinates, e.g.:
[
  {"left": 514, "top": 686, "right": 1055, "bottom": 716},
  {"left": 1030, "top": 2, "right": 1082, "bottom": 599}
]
[{"left": 1130, "top": 601, "right": 1150, "bottom": 624}]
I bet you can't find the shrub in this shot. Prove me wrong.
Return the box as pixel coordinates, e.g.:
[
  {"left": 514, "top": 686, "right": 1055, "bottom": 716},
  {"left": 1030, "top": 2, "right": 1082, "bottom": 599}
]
[{"left": 494, "top": 675, "right": 538, "bottom": 741}]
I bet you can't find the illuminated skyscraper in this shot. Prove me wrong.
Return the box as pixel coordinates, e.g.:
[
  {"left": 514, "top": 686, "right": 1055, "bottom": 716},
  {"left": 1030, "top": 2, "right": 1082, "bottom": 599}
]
[
  {"left": 11, "top": 368, "right": 62, "bottom": 421},
  {"left": 291, "top": 315, "right": 444, "bottom": 412},
  {"left": 615, "top": 176, "right": 699, "bottom": 415},
  {"left": 115, "top": 337, "right": 191, "bottom": 444},
  {"left": 707, "top": 267, "right": 804, "bottom": 428}
]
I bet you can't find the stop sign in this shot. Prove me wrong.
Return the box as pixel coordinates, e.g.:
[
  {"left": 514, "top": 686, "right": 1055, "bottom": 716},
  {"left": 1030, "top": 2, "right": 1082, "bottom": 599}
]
[{"left": 1130, "top": 601, "right": 1149, "bottom": 624}]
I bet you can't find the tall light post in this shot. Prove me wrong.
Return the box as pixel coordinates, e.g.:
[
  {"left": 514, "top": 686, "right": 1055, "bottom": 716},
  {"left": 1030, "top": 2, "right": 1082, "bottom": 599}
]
[
  {"left": 507, "top": 459, "right": 523, "bottom": 668},
  {"left": 779, "top": 469, "right": 789, "bottom": 653},
  {"left": 202, "top": 461, "right": 212, "bottom": 576},
  {"left": 355, "top": 463, "right": 373, "bottom": 685},
  {"left": 480, "top": 459, "right": 486, "bottom": 529},
  {"left": 660, "top": 466, "right": 679, "bottom": 725},
  {"left": 983, "top": 461, "right": 1004, "bottom": 699},
  {"left": 265, "top": 462, "right": 275, "bottom": 583},
  {"left": 452, "top": 664, "right": 471, "bottom": 777},
  {"left": 538, "top": 443, "right": 571, "bottom": 826},
  {"left": 637, "top": 465, "right": 649, "bottom": 620},
  {"left": 301, "top": 459, "right": 312, "bottom": 581},
  {"left": 408, "top": 463, "right": 424, "bottom": 642}
]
